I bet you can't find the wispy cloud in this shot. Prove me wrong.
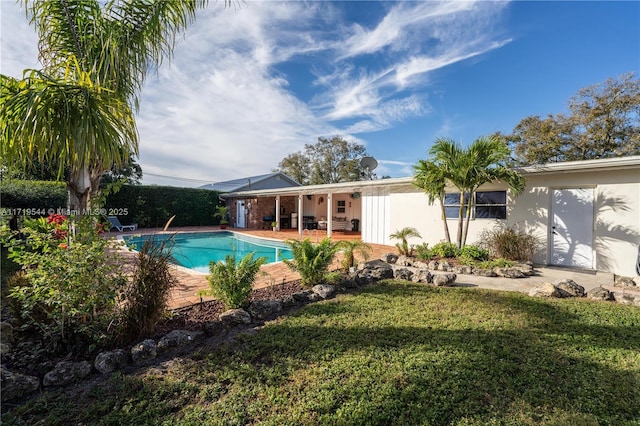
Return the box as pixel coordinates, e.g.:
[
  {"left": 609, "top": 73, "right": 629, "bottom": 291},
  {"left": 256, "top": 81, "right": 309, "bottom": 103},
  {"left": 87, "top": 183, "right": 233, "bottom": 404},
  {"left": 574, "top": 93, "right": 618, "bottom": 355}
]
[{"left": 1, "top": 1, "right": 511, "bottom": 185}]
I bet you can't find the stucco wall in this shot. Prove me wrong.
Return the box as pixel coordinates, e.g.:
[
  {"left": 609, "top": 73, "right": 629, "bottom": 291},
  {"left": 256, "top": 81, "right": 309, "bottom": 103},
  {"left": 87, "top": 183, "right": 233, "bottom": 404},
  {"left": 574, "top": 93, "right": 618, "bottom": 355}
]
[{"left": 384, "top": 167, "right": 640, "bottom": 276}]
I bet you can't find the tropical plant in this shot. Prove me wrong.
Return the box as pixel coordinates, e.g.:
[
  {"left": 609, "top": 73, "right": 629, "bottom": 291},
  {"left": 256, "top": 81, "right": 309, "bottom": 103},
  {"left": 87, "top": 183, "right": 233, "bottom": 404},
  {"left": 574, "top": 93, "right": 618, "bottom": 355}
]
[
  {"left": 116, "top": 237, "right": 179, "bottom": 343},
  {"left": 214, "top": 205, "right": 229, "bottom": 225},
  {"left": 389, "top": 227, "right": 421, "bottom": 256},
  {"left": 457, "top": 244, "right": 489, "bottom": 264},
  {"left": 338, "top": 239, "right": 372, "bottom": 270},
  {"left": 2, "top": 214, "right": 126, "bottom": 352},
  {"left": 430, "top": 241, "right": 459, "bottom": 259},
  {"left": 479, "top": 226, "right": 542, "bottom": 262},
  {"left": 413, "top": 136, "right": 525, "bottom": 248},
  {"left": 203, "top": 252, "right": 267, "bottom": 309},
  {"left": 413, "top": 159, "right": 451, "bottom": 243},
  {"left": 415, "top": 243, "right": 432, "bottom": 260},
  {"left": 283, "top": 238, "right": 341, "bottom": 287},
  {"left": 1, "top": 0, "right": 213, "bottom": 211}
]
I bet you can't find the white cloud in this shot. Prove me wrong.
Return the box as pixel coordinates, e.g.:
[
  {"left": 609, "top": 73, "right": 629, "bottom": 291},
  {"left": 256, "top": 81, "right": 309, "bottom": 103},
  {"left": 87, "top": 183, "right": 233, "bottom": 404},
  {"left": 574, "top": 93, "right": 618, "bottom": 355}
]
[{"left": 1, "top": 1, "right": 511, "bottom": 186}]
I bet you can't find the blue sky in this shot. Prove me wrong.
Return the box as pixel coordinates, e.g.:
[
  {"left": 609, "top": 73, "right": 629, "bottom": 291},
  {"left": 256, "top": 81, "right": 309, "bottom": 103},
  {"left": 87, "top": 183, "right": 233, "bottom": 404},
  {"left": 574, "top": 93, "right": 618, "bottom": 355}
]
[{"left": 1, "top": 1, "right": 638, "bottom": 186}]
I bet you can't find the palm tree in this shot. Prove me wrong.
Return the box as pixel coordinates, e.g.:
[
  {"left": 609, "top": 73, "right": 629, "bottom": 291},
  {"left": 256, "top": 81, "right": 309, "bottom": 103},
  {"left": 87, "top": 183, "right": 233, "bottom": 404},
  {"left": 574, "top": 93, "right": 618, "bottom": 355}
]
[
  {"left": 413, "top": 157, "right": 451, "bottom": 243},
  {"left": 338, "top": 239, "right": 372, "bottom": 271},
  {"left": 389, "top": 227, "right": 422, "bottom": 256},
  {"left": 414, "top": 136, "right": 525, "bottom": 248},
  {"left": 283, "top": 238, "right": 341, "bottom": 287},
  {"left": 1, "top": 0, "right": 215, "bottom": 211}
]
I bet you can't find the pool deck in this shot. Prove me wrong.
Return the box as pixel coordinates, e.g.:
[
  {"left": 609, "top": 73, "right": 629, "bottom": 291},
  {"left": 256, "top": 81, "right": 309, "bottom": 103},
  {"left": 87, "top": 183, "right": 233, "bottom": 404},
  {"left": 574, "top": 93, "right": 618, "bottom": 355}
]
[{"left": 115, "top": 226, "right": 390, "bottom": 309}]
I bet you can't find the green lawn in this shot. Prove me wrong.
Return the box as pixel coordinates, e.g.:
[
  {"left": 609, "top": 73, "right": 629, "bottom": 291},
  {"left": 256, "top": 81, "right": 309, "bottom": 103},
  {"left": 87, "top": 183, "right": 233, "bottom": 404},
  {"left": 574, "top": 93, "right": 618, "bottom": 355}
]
[{"left": 4, "top": 281, "right": 640, "bottom": 425}]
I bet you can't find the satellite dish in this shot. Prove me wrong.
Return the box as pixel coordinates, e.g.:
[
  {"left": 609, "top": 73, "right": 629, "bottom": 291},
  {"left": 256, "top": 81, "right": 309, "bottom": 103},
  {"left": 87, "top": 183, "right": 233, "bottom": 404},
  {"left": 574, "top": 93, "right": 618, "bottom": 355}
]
[{"left": 360, "top": 156, "right": 378, "bottom": 171}]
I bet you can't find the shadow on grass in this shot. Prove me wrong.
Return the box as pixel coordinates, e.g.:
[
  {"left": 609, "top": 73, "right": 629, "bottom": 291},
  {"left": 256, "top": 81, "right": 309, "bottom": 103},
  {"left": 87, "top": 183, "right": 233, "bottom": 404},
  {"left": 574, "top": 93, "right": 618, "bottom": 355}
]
[{"left": 4, "top": 281, "right": 640, "bottom": 425}]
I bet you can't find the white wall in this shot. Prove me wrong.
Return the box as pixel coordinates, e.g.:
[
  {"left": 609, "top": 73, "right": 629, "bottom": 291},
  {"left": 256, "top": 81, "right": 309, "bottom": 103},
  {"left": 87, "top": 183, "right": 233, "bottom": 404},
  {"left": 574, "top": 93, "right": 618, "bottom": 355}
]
[
  {"left": 385, "top": 167, "right": 640, "bottom": 276},
  {"left": 362, "top": 187, "right": 391, "bottom": 244}
]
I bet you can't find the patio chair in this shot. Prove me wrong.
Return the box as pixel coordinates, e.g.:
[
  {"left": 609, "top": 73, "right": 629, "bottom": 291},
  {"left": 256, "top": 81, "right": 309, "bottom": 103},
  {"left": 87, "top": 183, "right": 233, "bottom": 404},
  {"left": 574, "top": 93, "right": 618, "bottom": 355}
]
[{"left": 107, "top": 216, "right": 138, "bottom": 232}]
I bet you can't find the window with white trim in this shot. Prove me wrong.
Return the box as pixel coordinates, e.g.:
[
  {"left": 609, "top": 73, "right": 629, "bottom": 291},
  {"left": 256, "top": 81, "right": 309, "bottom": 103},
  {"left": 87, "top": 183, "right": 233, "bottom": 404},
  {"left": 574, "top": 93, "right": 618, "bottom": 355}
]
[{"left": 444, "top": 191, "right": 507, "bottom": 219}]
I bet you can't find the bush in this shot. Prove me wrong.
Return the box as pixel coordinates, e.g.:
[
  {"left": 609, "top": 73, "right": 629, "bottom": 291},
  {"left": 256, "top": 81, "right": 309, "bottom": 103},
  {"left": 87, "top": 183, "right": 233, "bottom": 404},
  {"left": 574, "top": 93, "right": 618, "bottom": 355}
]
[
  {"left": 0, "top": 180, "right": 67, "bottom": 212},
  {"left": 204, "top": 252, "right": 267, "bottom": 309},
  {"left": 104, "top": 185, "right": 221, "bottom": 228},
  {"left": 480, "top": 226, "right": 541, "bottom": 262},
  {"left": 458, "top": 245, "right": 489, "bottom": 264},
  {"left": 415, "top": 243, "right": 432, "bottom": 260},
  {"left": 116, "top": 238, "right": 179, "bottom": 343},
  {"left": 284, "top": 238, "right": 341, "bottom": 287},
  {"left": 430, "top": 242, "right": 459, "bottom": 258},
  {"left": 2, "top": 215, "right": 126, "bottom": 353},
  {"left": 475, "top": 258, "right": 516, "bottom": 269}
]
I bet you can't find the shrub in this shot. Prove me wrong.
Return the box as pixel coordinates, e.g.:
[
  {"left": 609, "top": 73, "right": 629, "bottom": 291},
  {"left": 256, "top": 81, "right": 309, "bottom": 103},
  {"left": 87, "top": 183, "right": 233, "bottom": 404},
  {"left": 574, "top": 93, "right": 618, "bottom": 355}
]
[
  {"left": 430, "top": 241, "right": 459, "bottom": 258},
  {"left": 389, "top": 227, "right": 421, "bottom": 256},
  {"left": 480, "top": 226, "right": 541, "bottom": 262},
  {"left": 204, "top": 252, "right": 267, "bottom": 309},
  {"left": 475, "top": 258, "right": 516, "bottom": 269},
  {"left": 415, "top": 243, "right": 432, "bottom": 260},
  {"left": 2, "top": 215, "right": 126, "bottom": 352},
  {"left": 458, "top": 245, "right": 489, "bottom": 264},
  {"left": 338, "top": 239, "right": 372, "bottom": 270},
  {"left": 0, "top": 179, "right": 67, "bottom": 212},
  {"left": 284, "top": 238, "right": 341, "bottom": 287},
  {"left": 116, "top": 238, "right": 179, "bottom": 343}
]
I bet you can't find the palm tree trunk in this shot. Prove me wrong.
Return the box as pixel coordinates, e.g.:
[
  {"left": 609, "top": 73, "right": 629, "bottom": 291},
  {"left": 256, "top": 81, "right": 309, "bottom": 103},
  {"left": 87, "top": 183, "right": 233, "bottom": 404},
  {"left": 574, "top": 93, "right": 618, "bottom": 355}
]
[
  {"left": 68, "top": 167, "right": 92, "bottom": 212},
  {"left": 462, "top": 193, "right": 474, "bottom": 247},
  {"left": 439, "top": 198, "right": 451, "bottom": 243},
  {"left": 456, "top": 193, "right": 465, "bottom": 248}
]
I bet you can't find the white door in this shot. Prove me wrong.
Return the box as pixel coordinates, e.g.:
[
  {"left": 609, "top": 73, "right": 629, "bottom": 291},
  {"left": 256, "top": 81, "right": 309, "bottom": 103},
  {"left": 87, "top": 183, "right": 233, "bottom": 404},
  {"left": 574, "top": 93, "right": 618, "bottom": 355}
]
[
  {"left": 551, "top": 188, "right": 594, "bottom": 268},
  {"left": 236, "top": 201, "right": 246, "bottom": 228}
]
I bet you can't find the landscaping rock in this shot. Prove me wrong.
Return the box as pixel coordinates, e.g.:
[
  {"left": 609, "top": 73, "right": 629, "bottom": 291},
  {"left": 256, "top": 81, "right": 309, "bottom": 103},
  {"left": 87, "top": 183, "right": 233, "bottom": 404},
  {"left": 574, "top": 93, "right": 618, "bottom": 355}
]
[
  {"left": 515, "top": 263, "right": 535, "bottom": 276},
  {"left": 395, "top": 255, "right": 412, "bottom": 267},
  {"left": 307, "top": 292, "right": 324, "bottom": 302},
  {"left": 432, "top": 273, "right": 457, "bottom": 287},
  {"left": 1, "top": 366, "right": 39, "bottom": 401},
  {"left": 393, "top": 268, "right": 414, "bottom": 281},
  {"left": 413, "top": 260, "right": 429, "bottom": 269},
  {"left": 279, "top": 294, "right": 298, "bottom": 308},
  {"left": 528, "top": 282, "right": 560, "bottom": 298},
  {"left": 499, "top": 268, "right": 526, "bottom": 279},
  {"left": 248, "top": 300, "right": 283, "bottom": 319},
  {"left": 219, "top": 309, "right": 251, "bottom": 325},
  {"left": 381, "top": 253, "right": 398, "bottom": 264},
  {"left": 586, "top": 286, "right": 614, "bottom": 301},
  {"left": 43, "top": 361, "right": 91, "bottom": 387},
  {"left": 554, "top": 279, "right": 586, "bottom": 298},
  {"left": 411, "top": 269, "right": 432, "bottom": 284},
  {"left": 359, "top": 260, "right": 394, "bottom": 280},
  {"left": 94, "top": 349, "right": 129, "bottom": 374},
  {"left": 454, "top": 265, "right": 473, "bottom": 275},
  {"left": 0, "top": 322, "right": 14, "bottom": 344},
  {"left": 427, "top": 260, "right": 439, "bottom": 270},
  {"left": 612, "top": 292, "right": 640, "bottom": 307},
  {"left": 204, "top": 320, "right": 226, "bottom": 336},
  {"left": 131, "top": 339, "right": 157, "bottom": 363},
  {"left": 158, "top": 330, "right": 200, "bottom": 352},
  {"left": 311, "top": 284, "right": 336, "bottom": 299},
  {"left": 292, "top": 290, "right": 314, "bottom": 302},
  {"left": 473, "top": 268, "right": 498, "bottom": 277},
  {"left": 614, "top": 275, "right": 639, "bottom": 288},
  {"left": 438, "top": 261, "right": 452, "bottom": 271}
]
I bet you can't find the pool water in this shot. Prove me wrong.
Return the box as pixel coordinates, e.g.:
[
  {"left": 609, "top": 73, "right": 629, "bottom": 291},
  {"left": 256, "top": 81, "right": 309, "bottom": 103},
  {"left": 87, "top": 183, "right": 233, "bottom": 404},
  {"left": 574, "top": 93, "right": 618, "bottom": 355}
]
[{"left": 123, "top": 232, "right": 293, "bottom": 273}]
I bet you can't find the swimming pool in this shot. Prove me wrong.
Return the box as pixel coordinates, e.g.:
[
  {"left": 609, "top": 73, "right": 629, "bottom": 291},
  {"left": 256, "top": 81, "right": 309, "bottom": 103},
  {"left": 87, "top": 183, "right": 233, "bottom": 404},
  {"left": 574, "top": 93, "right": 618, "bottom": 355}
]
[{"left": 123, "top": 231, "right": 293, "bottom": 273}]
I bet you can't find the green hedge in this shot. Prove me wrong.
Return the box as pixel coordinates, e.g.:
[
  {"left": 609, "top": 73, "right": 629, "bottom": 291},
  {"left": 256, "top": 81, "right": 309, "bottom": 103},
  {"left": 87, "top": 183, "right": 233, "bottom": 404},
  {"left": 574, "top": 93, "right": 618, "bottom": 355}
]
[
  {"left": 0, "top": 180, "right": 221, "bottom": 228},
  {"left": 0, "top": 180, "right": 67, "bottom": 214},
  {"left": 104, "top": 185, "right": 220, "bottom": 228}
]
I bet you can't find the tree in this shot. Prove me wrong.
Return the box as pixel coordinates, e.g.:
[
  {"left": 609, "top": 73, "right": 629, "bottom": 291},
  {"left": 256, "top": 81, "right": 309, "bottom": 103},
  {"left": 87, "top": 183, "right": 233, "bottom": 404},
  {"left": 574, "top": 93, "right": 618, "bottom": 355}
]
[
  {"left": 101, "top": 154, "right": 143, "bottom": 186},
  {"left": 389, "top": 227, "right": 422, "bottom": 256},
  {"left": 276, "top": 136, "right": 374, "bottom": 185},
  {"left": 1, "top": 0, "right": 213, "bottom": 211},
  {"left": 506, "top": 73, "right": 640, "bottom": 165},
  {"left": 415, "top": 136, "right": 525, "bottom": 249},
  {"left": 413, "top": 156, "right": 451, "bottom": 243}
]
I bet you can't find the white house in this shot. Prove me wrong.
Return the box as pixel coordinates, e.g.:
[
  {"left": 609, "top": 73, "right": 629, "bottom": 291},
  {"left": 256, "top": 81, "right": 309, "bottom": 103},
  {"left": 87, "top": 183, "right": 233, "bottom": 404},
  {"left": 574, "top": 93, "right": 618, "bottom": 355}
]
[{"left": 224, "top": 156, "right": 640, "bottom": 277}]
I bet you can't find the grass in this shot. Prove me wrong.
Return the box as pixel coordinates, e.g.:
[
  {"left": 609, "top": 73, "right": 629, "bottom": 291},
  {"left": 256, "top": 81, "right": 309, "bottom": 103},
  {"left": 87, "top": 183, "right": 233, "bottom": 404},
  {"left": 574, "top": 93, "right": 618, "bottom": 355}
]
[{"left": 3, "top": 281, "right": 640, "bottom": 425}]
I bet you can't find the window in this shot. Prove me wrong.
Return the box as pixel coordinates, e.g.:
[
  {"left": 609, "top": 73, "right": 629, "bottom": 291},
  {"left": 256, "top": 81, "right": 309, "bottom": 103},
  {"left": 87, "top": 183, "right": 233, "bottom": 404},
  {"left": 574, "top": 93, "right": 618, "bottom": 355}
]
[
  {"left": 336, "top": 200, "right": 346, "bottom": 213},
  {"left": 444, "top": 191, "right": 507, "bottom": 219}
]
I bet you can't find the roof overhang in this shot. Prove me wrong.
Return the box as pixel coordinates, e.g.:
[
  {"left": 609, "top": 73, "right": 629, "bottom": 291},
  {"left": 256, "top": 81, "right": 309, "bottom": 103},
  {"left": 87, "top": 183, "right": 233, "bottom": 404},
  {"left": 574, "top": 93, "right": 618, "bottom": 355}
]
[{"left": 517, "top": 155, "right": 640, "bottom": 175}]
